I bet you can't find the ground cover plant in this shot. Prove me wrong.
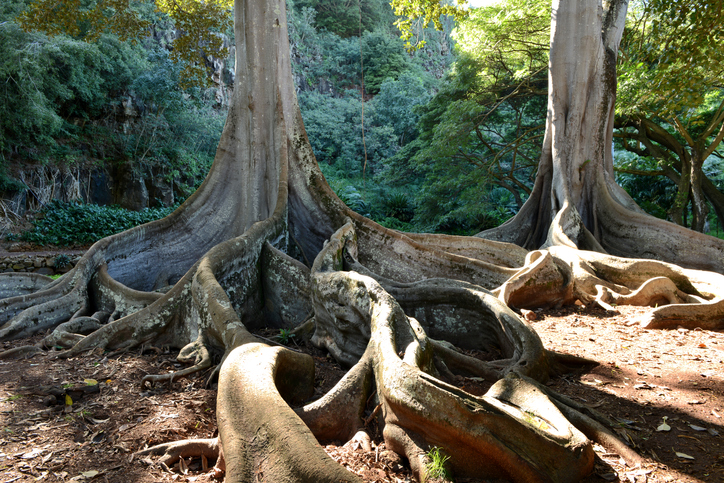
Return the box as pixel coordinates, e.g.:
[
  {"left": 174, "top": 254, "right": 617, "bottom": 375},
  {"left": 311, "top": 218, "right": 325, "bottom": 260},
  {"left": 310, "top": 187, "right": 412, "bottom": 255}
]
[{"left": 20, "top": 201, "right": 178, "bottom": 247}]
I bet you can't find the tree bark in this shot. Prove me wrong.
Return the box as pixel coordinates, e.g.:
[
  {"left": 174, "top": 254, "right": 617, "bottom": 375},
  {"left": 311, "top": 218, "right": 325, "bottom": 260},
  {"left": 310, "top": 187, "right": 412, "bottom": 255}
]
[
  {"left": 478, "top": 0, "right": 724, "bottom": 271},
  {"left": 2, "top": 0, "right": 724, "bottom": 482}
]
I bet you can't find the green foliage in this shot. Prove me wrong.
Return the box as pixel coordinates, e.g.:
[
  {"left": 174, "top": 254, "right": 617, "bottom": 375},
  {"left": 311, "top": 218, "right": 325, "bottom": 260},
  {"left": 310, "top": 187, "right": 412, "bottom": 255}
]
[
  {"left": 614, "top": 151, "right": 677, "bottom": 220},
  {"left": 21, "top": 200, "right": 177, "bottom": 246},
  {"left": 360, "top": 30, "right": 412, "bottom": 94},
  {"left": 293, "top": 0, "right": 395, "bottom": 38},
  {"left": 382, "top": 192, "right": 414, "bottom": 222},
  {"left": 618, "top": 0, "right": 724, "bottom": 117},
  {"left": 380, "top": 0, "right": 549, "bottom": 234},
  {"left": 0, "top": 4, "right": 223, "bottom": 193},
  {"left": 327, "top": 178, "right": 372, "bottom": 217},
  {"left": 390, "top": 0, "right": 468, "bottom": 50},
  {"left": 277, "top": 328, "right": 296, "bottom": 345},
  {"left": 424, "top": 446, "right": 452, "bottom": 481},
  {"left": 16, "top": 0, "right": 232, "bottom": 87},
  {"left": 0, "top": 19, "right": 147, "bottom": 150}
]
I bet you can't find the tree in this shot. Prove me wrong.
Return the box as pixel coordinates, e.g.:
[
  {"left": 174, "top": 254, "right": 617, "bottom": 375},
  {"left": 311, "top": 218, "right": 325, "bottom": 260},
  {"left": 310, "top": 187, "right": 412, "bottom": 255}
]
[
  {"left": 613, "top": 0, "right": 724, "bottom": 232},
  {"left": 2, "top": 1, "right": 724, "bottom": 482},
  {"left": 401, "top": 0, "right": 550, "bottom": 232}
]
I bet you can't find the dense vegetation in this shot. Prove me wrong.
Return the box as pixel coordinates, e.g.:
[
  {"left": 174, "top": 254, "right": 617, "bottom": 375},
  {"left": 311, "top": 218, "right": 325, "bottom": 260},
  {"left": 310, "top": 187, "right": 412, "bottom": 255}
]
[
  {"left": 2, "top": 0, "right": 724, "bottom": 246},
  {"left": 19, "top": 200, "right": 178, "bottom": 246},
  {"left": 0, "top": 0, "right": 225, "bottom": 204}
]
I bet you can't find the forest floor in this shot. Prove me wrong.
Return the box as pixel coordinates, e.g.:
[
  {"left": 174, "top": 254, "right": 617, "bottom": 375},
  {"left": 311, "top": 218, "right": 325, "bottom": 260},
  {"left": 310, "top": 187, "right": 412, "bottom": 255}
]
[{"left": 0, "top": 279, "right": 723, "bottom": 482}]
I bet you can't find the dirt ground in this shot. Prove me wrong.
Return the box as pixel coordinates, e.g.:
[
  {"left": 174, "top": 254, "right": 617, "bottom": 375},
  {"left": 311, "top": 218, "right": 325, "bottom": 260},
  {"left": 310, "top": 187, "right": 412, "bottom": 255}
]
[{"left": 1, "top": 293, "right": 723, "bottom": 482}]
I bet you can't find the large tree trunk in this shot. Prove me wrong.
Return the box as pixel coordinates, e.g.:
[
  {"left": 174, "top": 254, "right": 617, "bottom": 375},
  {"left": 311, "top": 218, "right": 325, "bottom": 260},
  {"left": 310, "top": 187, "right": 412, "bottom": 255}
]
[
  {"left": 479, "top": 0, "right": 724, "bottom": 272},
  {"left": 2, "top": 0, "right": 724, "bottom": 481}
]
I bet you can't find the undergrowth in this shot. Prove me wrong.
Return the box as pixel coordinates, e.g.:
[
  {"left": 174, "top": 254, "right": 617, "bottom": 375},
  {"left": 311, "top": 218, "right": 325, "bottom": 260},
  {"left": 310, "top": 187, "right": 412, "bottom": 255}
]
[{"left": 21, "top": 200, "right": 178, "bottom": 246}]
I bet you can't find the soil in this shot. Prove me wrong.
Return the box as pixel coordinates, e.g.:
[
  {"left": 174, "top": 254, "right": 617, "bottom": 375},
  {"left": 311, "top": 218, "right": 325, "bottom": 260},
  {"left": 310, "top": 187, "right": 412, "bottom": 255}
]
[{"left": 1, "top": 280, "right": 723, "bottom": 482}]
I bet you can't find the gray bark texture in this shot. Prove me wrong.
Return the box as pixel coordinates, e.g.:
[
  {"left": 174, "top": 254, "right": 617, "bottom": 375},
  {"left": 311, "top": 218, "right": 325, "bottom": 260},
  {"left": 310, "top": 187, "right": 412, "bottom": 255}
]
[{"left": 2, "top": 0, "right": 723, "bottom": 481}]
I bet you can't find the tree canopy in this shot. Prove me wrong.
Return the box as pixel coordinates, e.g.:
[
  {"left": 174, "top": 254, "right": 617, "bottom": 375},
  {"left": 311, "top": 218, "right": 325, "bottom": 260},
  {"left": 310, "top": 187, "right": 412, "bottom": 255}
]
[{"left": 17, "top": 0, "right": 233, "bottom": 85}]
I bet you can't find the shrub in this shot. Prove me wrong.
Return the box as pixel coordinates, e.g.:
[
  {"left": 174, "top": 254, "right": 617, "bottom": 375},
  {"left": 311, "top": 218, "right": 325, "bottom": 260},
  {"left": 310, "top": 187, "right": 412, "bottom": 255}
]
[{"left": 21, "top": 200, "right": 177, "bottom": 246}]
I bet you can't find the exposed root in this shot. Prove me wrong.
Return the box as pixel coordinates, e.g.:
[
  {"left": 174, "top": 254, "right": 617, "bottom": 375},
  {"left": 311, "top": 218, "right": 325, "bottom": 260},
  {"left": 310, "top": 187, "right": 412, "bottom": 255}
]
[
  {"left": 0, "top": 272, "right": 54, "bottom": 299},
  {"left": 216, "top": 344, "right": 361, "bottom": 482},
  {"left": 0, "top": 344, "right": 43, "bottom": 359},
  {"left": 295, "top": 349, "right": 373, "bottom": 443},
  {"left": 137, "top": 438, "right": 220, "bottom": 467},
  {"left": 429, "top": 339, "right": 501, "bottom": 381},
  {"left": 548, "top": 397, "right": 645, "bottom": 466},
  {"left": 141, "top": 334, "right": 214, "bottom": 388},
  {"left": 311, "top": 223, "right": 597, "bottom": 482},
  {"left": 42, "top": 316, "right": 103, "bottom": 349},
  {"left": 637, "top": 298, "right": 724, "bottom": 330}
]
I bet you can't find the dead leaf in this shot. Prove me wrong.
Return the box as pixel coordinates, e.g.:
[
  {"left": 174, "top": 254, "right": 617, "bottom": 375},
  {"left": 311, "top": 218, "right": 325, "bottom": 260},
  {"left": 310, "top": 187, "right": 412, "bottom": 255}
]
[
  {"left": 656, "top": 417, "right": 671, "bottom": 432},
  {"left": 689, "top": 424, "right": 707, "bottom": 431},
  {"left": 179, "top": 457, "right": 188, "bottom": 475},
  {"left": 675, "top": 452, "right": 695, "bottom": 460},
  {"left": 83, "top": 379, "right": 98, "bottom": 386},
  {"left": 87, "top": 416, "right": 109, "bottom": 425},
  {"left": 22, "top": 448, "right": 43, "bottom": 459},
  {"left": 65, "top": 394, "right": 73, "bottom": 406},
  {"left": 520, "top": 309, "right": 536, "bottom": 321}
]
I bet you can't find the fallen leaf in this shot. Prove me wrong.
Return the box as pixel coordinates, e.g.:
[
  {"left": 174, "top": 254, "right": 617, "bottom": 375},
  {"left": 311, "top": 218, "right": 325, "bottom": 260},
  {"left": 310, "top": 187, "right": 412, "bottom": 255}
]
[
  {"left": 689, "top": 424, "right": 707, "bottom": 431},
  {"left": 675, "top": 452, "right": 695, "bottom": 460},
  {"left": 65, "top": 394, "right": 73, "bottom": 406},
  {"left": 21, "top": 448, "right": 43, "bottom": 459},
  {"left": 708, "top": 428, "right": 719, "bottom": 436},
  {"left": 87, "top": 416, "right": 109, "bottom": 424},
  {"left": 657, "top": 417, "right": 671, "bottom": 432},
  {"left": 84, "top": 379, "right": 98, "bottom": 386}
]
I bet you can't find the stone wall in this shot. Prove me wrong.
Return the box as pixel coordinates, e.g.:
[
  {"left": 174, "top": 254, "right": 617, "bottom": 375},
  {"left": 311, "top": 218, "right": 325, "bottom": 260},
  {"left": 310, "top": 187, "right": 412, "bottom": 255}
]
[{"left": 0, "top": 254, "right": 80, "bottom": 276}]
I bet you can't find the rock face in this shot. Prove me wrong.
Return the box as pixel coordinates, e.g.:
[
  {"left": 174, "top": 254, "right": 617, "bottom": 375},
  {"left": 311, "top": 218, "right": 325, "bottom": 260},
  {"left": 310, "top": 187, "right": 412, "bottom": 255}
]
[
  {"left": 0, "top": 28, "right": 236, "bottom": 216},
  {"left": 115, "top": 171, "right": 149, "bottom": 211},
  {"left": 0, "top": 165, "right": 183, "bottom": 214}
]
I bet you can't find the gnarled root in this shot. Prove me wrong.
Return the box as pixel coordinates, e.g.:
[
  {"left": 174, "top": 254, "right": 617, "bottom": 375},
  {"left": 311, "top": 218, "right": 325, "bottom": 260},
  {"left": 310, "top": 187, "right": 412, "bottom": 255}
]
[
  {"left": 494, "top": 243, "right": 724, "bottom": 330},
  {"left": 295, "top": 349, "right": 374, "bottom": 443},
  {"left": 310, "top": 222, "right": 597, "bottom": 482},
  {"left": 137, "top": 438, "right": 220, "bottom": 468},
  {"left": 141, "top": 334, "right": 214, "bottom": 388},
  {"left": 216, "top": 343, "right": 362, "bottom": 483}
]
